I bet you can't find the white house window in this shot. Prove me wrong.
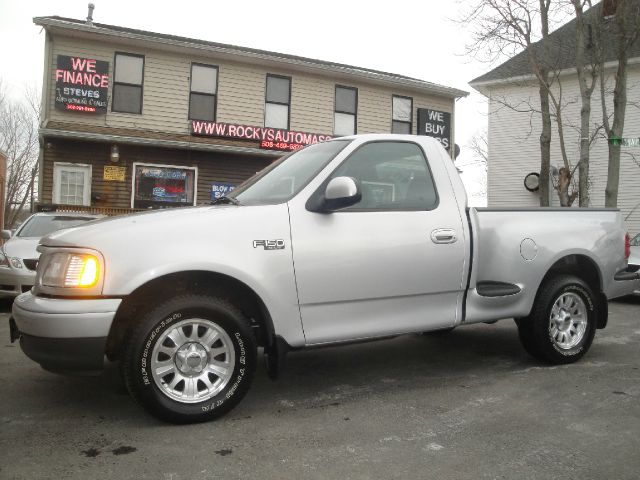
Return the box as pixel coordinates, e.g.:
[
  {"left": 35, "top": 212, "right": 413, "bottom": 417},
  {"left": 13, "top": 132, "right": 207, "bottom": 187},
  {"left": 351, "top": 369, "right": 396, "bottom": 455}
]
[
  {"left": 265, "top": 74, "right": 291, "bottom": 129},
  {"left": 334, "top": 85, "right": 357, "bottom": 136},
  {"left": 392, "top": 95, "right": 413, "bottom": 134},
  {"left": 53, "top": 163, "right": 92, "bottom": 206},
  {"left": 132, "top": 163, "right": 197, "bottom": 209}
]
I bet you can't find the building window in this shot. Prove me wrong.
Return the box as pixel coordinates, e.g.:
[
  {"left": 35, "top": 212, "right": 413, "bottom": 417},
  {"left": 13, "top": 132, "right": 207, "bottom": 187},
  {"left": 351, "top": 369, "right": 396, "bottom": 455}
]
[
  {"left": 53, "top": 163, "right": 92, "bottom": 206},
  {"left": 189, "top": 63, "right": 218, "bottom": 121},
  {"left": 334, "top": 85, "right": 357, "bottom": 136},
  {"left": 132, "top": 163, "right": 197, "bottom": 209},
  {"left": 112, "top": 53, "right": 144, "bottom": 114},
  {"left": 392, "top": 95, "right": 413, "bottom": 134},
  {"left": 265, "top": 74, "right": 291, "bottom": 129}
]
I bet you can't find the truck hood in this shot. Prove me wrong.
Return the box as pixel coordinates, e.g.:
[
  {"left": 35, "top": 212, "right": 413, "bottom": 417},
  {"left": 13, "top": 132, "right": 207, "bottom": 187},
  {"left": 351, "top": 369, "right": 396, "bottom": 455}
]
[
  {"left": 41, "top": 205, "right": 239, "bottom": 249},
  {"left": 39, "top": 203, "right": 293, "bottom": 297}
]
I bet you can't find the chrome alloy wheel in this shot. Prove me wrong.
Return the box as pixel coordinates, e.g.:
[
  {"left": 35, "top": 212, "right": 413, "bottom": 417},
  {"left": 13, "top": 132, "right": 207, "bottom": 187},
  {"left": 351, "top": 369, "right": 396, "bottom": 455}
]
[
  {"left": 548, "top": 292, "right": 588, "bottom": 350},
  {"left": 150, "top": 318, "right": 235, "bottom": 403}
]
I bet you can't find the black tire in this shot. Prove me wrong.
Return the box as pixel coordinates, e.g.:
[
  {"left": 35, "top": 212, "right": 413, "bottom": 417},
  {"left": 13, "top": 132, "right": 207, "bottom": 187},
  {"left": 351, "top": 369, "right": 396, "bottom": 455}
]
[
  {"left": 122, "top": 294, "right": 257, "bottom": 424},
  {"left": 517, "top": 275, "right": 597, "bottom": 364}
]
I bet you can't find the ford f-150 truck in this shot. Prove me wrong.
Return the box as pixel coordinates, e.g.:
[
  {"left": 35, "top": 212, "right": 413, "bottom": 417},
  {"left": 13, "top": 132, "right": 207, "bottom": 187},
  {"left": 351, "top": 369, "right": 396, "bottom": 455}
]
[{"left": 10, "top": 134, "right": 640, "bottom": 424}]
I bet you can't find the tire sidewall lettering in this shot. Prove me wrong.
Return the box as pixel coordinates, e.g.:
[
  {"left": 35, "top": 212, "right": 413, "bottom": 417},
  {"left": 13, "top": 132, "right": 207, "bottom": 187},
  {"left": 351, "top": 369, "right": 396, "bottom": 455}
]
[
  {"left": 201, "top": 331, "right": 248, "bottom": 412},
  {"left": 140, "top": 312, "right": 182, "bottom": 387}
]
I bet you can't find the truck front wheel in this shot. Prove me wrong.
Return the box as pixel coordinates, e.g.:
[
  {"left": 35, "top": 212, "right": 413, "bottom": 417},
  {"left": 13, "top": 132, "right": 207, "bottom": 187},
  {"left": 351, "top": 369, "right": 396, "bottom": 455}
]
[
  {"left": 516, "top": 275, "right": 597, "bottom": 364},
  {"left": 121, "top": 294, "right": 256, "bottom": 424}
]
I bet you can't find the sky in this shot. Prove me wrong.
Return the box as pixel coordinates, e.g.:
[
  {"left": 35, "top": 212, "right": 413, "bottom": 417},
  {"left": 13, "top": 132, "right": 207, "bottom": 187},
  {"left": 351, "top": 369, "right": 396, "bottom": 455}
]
[{"left": 0, "top": 0, "right": 491, "bottom": 204}]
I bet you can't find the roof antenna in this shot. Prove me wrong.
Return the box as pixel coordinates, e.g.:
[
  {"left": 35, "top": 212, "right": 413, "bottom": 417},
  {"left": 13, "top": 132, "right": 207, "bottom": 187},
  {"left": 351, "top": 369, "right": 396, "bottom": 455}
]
[{"left": 86, "top": 3, "right": 95, "bottom": 26}]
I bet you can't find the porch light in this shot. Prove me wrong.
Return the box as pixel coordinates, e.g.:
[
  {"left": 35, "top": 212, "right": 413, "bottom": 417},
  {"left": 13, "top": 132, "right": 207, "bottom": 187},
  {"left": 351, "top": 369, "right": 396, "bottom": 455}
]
[{"left": 110, "top": 144, "right": 120, "bottom": 162}]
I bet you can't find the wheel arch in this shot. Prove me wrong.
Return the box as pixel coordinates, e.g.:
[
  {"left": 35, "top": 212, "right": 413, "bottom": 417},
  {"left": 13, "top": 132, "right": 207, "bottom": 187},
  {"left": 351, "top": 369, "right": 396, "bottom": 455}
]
[
  {"left": 105, "top": 270, "right": 276, "bottom": 360},
  {"left": 530, "top": 254, "right": 608, "bottom": 329}
]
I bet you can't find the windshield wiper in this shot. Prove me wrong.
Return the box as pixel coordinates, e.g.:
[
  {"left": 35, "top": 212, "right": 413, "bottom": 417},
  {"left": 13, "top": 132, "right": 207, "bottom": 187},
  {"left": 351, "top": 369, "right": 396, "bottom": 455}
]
[{"left": 212, "top": 195, "right": 240, "bottom": 206}]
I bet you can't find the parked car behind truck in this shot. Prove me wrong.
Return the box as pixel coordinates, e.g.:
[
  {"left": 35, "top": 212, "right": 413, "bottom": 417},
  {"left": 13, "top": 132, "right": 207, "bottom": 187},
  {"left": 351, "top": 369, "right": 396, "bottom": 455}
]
[
  {"left": 0, "top": 212, "right": 103, "bottom": 298},
  {"left": 10, "top": 135, "right": 640, "bottom": 423}
]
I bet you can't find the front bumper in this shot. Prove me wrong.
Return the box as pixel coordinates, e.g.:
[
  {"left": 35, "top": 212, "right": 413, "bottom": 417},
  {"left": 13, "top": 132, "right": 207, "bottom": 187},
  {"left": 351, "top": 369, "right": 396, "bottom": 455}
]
[{"left": 11, "top": 292, "right": 121, "bottom": 373}]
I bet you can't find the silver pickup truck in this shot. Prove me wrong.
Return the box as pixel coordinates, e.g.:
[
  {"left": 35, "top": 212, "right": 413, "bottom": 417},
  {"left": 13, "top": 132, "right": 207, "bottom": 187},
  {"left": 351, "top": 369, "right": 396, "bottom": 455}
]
[{"left": 10, "top": 134, "right": 639, "bottom": 424}]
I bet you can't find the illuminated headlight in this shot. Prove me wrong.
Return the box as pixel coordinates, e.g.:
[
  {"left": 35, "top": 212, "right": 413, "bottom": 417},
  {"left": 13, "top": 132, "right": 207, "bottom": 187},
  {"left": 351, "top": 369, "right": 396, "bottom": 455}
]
[
  {"left": 42, "top": 253, "right": 100, "bottom": 288},
  {"left": 35, "top": 249, "right": 105, "bottom": 296},
  {"left": 10, "top": 257, "right": 23, "bottom": 269}
]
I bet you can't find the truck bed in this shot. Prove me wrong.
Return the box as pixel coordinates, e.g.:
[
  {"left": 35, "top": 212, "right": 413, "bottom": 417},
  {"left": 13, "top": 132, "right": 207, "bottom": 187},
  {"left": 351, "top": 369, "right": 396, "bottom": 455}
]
[{"left": 463, "top": 207, "right": 630, "bottom": 324}]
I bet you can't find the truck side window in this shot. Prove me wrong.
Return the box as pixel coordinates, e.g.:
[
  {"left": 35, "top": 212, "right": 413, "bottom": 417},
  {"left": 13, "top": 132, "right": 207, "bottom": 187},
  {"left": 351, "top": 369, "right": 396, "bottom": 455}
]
[{"left": 330, "top": 141, "right": 438, "bottom": 211}]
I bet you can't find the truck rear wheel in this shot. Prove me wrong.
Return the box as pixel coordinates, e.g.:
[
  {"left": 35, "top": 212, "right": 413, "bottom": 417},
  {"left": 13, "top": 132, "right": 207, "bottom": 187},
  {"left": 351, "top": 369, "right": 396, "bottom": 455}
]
[
  {"left": 516, "top": 275, "right": 597, "bottom": 364},
  {"left": 121, "top": 294, "right": 256, "bottom": 424}
]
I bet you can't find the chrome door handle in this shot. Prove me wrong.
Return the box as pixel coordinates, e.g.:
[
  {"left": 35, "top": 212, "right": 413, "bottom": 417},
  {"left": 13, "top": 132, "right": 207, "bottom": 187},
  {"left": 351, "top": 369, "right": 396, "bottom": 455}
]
[{"left": 431, "top": 229, "right": 457, "bottom": 244}]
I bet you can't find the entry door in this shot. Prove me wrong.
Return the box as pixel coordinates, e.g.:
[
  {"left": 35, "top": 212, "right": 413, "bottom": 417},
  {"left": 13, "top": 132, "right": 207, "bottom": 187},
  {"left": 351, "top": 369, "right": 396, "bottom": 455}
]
[{"left": 288, "top": 141, "right": 466, "bottom": 345}]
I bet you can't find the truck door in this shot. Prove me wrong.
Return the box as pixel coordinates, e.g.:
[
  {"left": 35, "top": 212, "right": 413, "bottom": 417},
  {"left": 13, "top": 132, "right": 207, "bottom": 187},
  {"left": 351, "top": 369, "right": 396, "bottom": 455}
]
[{"left": 288, "top": 140, "right": 467, "bottom": 344}]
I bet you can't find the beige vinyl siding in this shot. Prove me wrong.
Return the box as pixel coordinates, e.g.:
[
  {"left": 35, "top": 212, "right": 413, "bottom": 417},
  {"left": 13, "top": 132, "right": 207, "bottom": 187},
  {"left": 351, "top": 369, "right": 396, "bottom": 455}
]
[
  {"left": 48, "top": 34, "right": 455, "bottom": 140},
  {"left": 486, "top": 64, "right": 640, "bottom": 235}
]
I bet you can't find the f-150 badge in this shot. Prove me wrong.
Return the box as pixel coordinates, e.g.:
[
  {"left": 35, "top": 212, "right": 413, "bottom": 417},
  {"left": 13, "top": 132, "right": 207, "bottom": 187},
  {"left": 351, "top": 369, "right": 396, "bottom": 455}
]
[{"left": 253, "top": 239, "right": 285, "bottom": 250}]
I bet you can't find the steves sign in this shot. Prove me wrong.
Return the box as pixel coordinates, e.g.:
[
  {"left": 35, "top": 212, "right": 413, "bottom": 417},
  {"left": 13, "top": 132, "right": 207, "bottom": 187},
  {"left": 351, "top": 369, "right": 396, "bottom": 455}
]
[
  {"left": 191, "top": 121, "right": 332, "bottom": 152},
  {"left": 55, "top": 55, "right": 109, "bottom": 113},
  {"left": 417, "top": 108, "right": 451, "bottom": 150}
]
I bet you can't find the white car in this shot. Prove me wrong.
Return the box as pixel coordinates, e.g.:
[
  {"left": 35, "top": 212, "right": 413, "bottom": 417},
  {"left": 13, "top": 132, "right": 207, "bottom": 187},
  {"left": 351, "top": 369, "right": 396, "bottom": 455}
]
[{"left": 0, "top": 212, "right": 103, "bottom": 298}]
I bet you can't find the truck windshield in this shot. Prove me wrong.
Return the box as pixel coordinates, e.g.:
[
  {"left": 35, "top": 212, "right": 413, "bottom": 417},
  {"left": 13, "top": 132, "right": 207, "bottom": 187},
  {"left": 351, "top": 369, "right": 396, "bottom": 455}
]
[{"left": 230, "top": 140, "right": 350, "bottom": 205}]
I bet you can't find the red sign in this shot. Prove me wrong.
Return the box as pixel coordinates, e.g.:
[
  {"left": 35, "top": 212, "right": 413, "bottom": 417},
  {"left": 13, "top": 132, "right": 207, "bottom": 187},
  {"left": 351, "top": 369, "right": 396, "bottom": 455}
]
[{"left": 191, "top": 121, "right": 332, "bottom": 151}]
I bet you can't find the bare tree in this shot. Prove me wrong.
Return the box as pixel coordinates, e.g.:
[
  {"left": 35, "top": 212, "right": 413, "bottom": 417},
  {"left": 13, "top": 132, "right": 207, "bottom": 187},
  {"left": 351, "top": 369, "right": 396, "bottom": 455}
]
[
  {"left": 463, "top": 128, "right": 489, "bottom": 199},
  {"left": 600, "top": 0, "right": 640, "bottom": 207},
  {"left": 467, "top": 127, "right": 489, "bottom": 165},
  {"left": 462, "top": 0, "right": 575, "bottom": 206},
  {"left": 0, "top": 79, "right": 41, "bottom": 229},
  {"left": 571, "top": 0, "right": 599, "bottom": 207}
]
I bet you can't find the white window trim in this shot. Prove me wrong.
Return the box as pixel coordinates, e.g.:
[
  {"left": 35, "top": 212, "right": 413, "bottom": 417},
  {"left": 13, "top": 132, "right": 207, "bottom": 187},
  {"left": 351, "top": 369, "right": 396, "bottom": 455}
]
[
  {"left": 53, "top": 162, "right": 92, "bottom": 206},
  {"left": 131, "top": 162, "right": 198, "bottom": 209}
]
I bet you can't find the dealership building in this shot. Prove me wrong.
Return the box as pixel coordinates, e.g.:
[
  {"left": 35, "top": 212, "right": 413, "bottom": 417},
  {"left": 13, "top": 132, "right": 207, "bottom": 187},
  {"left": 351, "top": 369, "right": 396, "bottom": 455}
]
[{"left": 34, "top": 15, "right": 467, "bottom": 214}]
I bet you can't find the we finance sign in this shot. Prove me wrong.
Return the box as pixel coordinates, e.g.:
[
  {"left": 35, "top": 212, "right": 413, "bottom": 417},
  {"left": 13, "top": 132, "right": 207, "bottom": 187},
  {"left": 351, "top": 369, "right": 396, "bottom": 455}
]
[
  {"left": 191, "top": 121, "right": 332, "bottom": 152},
  {"left": 55, "top": 55, "right": 109, "bottom": 113}
]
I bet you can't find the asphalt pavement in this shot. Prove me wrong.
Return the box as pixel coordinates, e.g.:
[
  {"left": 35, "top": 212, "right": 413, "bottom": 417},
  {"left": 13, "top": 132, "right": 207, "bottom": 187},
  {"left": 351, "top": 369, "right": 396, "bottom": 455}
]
[{"left": 1, "top": 297, "right": 639, "bottom": 480}]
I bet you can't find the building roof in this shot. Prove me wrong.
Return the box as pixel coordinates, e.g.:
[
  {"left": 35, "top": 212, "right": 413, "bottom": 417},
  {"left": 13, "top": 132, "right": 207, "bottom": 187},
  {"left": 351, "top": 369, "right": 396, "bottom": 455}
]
[
  {"left": 470, "top": 0, "right": 640, "bottom": 87},
  {"left": 34, "top": 16, "right": 468, "bottom": 99}
]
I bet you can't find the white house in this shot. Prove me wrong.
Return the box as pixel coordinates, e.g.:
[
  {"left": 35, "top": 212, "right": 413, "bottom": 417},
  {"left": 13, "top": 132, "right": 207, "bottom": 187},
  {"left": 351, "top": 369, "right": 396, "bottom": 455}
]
[{"left": 470, "top": 1, "right": 640, "bottom": 235}]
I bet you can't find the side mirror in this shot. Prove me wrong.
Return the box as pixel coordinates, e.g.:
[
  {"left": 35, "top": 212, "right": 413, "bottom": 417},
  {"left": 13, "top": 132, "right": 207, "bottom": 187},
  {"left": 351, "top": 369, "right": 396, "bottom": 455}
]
[
  {"left": 1, "top": 230, "right": 12, "bottom": 240},
  {"left": 321, "top": 176, "right": 361, "bottom": 212}
]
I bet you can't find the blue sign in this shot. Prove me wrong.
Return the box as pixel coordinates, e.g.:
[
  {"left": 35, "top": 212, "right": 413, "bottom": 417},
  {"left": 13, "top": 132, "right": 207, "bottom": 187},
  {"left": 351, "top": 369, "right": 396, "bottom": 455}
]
[{"left": 211, "top": 182, "right": 236, "bottom": 200}]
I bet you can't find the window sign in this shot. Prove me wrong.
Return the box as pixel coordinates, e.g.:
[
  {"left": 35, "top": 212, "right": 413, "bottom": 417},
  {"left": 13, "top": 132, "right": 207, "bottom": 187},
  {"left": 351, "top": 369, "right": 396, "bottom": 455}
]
[
  {"left": 211, "top": 182, "right": 236, "bottom": 200},
  {"left": 132, "top": 164, "right": 196, "bottom": 209},
  {"left": 55, "top": 55, "right": 109, "bottom": 113},
  {"left": 417, "top": 108, "right": 452, "bottom": 150}
]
